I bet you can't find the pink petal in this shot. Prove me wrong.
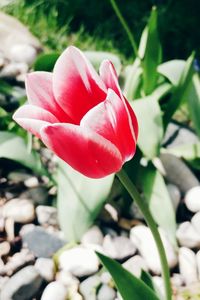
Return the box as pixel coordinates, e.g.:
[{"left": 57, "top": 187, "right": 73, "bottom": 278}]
[
  {"left": 99, "top": 60, "right": 120, "bottom": 96},
  {"left": 13, "top": 104, "right": 58, "bottom": 138},
  {"left": 100, "top": 60, "right": 139, "bottom": 140},
  {"left": 53, "top": 46, "right": 107, "bottom": 124},
  {"left": 81, "top": 89, "right": 137, "bottom": 162},
  {"left": 40, "top": 123, "right": 122, "bottom": 178},
  {"left": 26, "top": 72, "right": 72, "bottom": 123}
]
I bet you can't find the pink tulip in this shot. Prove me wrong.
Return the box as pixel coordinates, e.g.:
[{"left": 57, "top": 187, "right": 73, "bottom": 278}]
[{"left": 13, "top": 46, "right": 138, "bottom": 178}]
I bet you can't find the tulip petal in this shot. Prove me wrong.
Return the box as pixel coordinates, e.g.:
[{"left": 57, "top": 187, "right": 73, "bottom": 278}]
[
  {"left": 53, "top": 46, "right": 107, "bottom": 123},
  {"left": 26, "top": 72, "right": 72, "bottom": 123},
  {"left": 13, "top": 104, "right": 58, "bottom": 138},
  {"left": 100, "top": 60, "right": 138, "bottom": 140},
  {"left": 81, "top": 89, "right": 137, "bottom": 162},
  {"left": 40, "top": 123, "right": 122, "bottom": 178}
]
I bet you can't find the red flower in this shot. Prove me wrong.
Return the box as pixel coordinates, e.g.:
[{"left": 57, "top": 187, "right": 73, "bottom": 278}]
[{"left": 13, "top": 46, "right": 138, "bottom": 178}]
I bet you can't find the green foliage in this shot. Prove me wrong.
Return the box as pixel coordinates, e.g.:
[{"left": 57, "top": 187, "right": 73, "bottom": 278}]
[
  {"left": 97, "top": 252, "right": 159, "bottom": 300},
  {"left": 0, "top": 131, "right": 42, "bottom": 174},
  {"left": 56, "top": 159, "right": 114, "bottom": 241},
  {"left": 140, "top": 163, "right": 177, "bottom": 247}
]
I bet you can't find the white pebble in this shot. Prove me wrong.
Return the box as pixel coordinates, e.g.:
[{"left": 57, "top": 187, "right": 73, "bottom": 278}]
[
  {"left": 3, "top": 199, "right": 34, "bottom": 223},
  {"left": 9, "top": 44, "right": 37, "bottom": 65},
  {"left": 130, "top": 225, "right": 177, "bottom": 274},
  {"left": 59, "top": 247, "right": 99, "bottom": 277},
  {"left": 185, "top": 186, "right": 200, "bottom": 212},
  {"left": 179, "top": 247, "right": 198, "bottom": 285},
  {"left": 176, "top": 221, "right": 200, "bottom": 248},
  {"left": 35, "top": 258, "right": 55, "bottom": 282},
  {"left": 41, "top": 281, "right": 68, "bottom": 300}
]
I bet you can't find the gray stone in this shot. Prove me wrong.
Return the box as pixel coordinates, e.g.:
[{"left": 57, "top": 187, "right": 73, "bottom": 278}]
[
  {"left": 130, "top": 225, "right": 177, "bottom": 274},
  {"left": 41, "top": 281, "right": 68, "bottom": 300},
  {"left": 179, "top": 247, "right": 198, "bottom": 285},
  {"left": 103, "top": 235, "right": 136, "bottom": 260},
  {"left": 36, "top": 205, "right": 58, "bottom": 226},
  {"left": 79, "top": 275, "right": 100, "bottom": 300},
  {"left": 160, "top": 153, "right": 199, "bottom": 193},
  {"left": 35, "top": 258, "right": 55, "bottom": 282},
  {"left": 97, "top": 284, "right": 116, "bottom": 300},
  {"left": 59, "top": 247, "right": 99, "bottom": 277},
  {"left": 20, "top": 186, "right": 48, "bottom": 205},
  {"left": 20, "top": 225, "right": 65, "bottom": 258},
  {"left": 185, "top": 186, "right": 200, "bottom": 212},
  {"left": 0, "top": 265, "right": 43, "bottom": 300},
  {"left": 81, "top": 226, "right": 104, "bottom": 246},
  {"left": 176, "top": 221, "right": 200, "bottom": 248},
  {"left": 3, "top": 198, "right": 35, "bottom": 223},
  {"left": 123, "top": 255, "right": 148, "bottom": 277}
]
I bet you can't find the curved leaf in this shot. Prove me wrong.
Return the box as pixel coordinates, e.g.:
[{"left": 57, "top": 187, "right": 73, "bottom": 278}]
[{"left": 97, "top": 252, "right": 159, "bottom": 300}]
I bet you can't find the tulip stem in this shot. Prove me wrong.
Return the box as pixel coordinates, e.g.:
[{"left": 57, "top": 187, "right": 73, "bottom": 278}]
[
  {"left": 117, "top": 168, "right": 172, "bottom": 300},
  {"left": 110, "top": 0, "right": 138, "bottom": 58}
]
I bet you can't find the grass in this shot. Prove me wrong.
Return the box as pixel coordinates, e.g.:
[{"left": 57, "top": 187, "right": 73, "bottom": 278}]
[{"left": 2, "top": 0, "right": 130, "bottom": 64}]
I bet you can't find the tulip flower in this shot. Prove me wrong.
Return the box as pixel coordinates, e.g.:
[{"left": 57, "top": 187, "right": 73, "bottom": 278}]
[{"left": 13, "top": 46, "right": 138, "bottom": 178}]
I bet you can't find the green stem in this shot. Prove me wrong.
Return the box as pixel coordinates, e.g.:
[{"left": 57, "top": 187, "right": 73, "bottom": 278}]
[
  {"left": 117, "top": 168, "right": 172, "bottom": 300},
  {"left": 110, "top": 0, "right": 138, "bottom": 58}
]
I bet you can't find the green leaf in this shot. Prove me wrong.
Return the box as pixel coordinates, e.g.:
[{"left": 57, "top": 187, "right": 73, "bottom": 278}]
[
  {"left": 0, "top": 131, "right": 42, "bottom": 173},
  {"left": 56, "top": 159, "right": 114, "bottom": 241},
  {"left": 163, "top": 52, "right": 195, "bottom": 128},
  {"left": 97, "top": 252, "right": 159, "bottom": 300},
  {"left": 162, "top": 143, "right": 200, "bottom": 161},
  {"left": 139, "top": 7, "right": 162, "bottom": 95},
  {"left": 157, "top": 60, "right": 186, "bottom": 85},
  {"left": 34, "top": 52, "right": 60, "bottom": 71},
  {"left": 131, "top": 96, "right": 163, "bottom": 159},
  {"left": 188, "top": 74, "right": 200, "bottom": 138},
  {"left": 141, "top": 270, "right": 155, "bottom": 291},
  {"left": 84, "top": 51, "right": 121, "bottom": 74},
  {"left": 141, "top": 163, "right": 177, "bottom": 247},
  {"left": 123, "top": 58, "right": 142, "bottom": 100}
]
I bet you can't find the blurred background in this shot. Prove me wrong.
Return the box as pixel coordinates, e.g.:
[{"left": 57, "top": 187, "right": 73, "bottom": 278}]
[{"left": 2, "top": 0, "right": 200, "bottom": 61}]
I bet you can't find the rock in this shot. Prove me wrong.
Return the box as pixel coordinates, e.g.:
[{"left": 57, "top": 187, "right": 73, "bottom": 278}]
[
  {"left": 0, "top": 248, "right": 35, "bottom": 276},
  {"left": 35, "top": 258, "right": 55, "bottom": 282},
  {"left": 160, "top": 153, "right": 199, "bottom": 193},
  {"left": 20, "top": 187, "right": 48, "bottom": 205},
  {"left": 123, "top": 255, "right": 148, "bottom": 277},
  {"left": 8, "top": 172, "right": 31, "bottom": 183},
  {"left": 0, "top": 12, "right": 41, "bottom": 61},
  {"left": 97, "top": 284, "right": 116, "bottom": 300},
  {"left": 171, "top": 273, "right": 184, "bottom": 288},
  {"left": 130, "top": 225, "right": 177, "bottom": 274},
  {"left": 179, "top": 247, "right": 198, "bottom": 285},
  {"left": 9, "top": 44, "right": 37, "bottom": 64},
  {"left": 153, "top": 276, "right": 165, "bottom": 300},
  {"left": 81, "top": 226, "right": 104, "bottom": 246},
  {"left": 176, "top": 221, "right": 200, "bottom": 248},
  {"left": 191, "top": 211, "right": 200, "bottom": 234},
  {"left": 41, "top": 281, "right": 68, "bottom": 300},
  {"left": 71, "top": 293, "right": 83, "bottom": 300},
  {"left": 167, "top": 184, "right": 181, "bottom": 211},
  {"left": 20, "top": 225, "right": 65, "bottom": 258},
  {"left": 185, "top": 186, "right": 200, "bottom": 212},
  {"left": 79, "top": 275, "right": 100, "bottom": 300},
  {"left": 3, "top": 198, "right": 35, "bottom": 223},
  {"left": 59, "top": 247, "right": 99, "bottom": 277},
  {"left": 103, "top": 235, "right": 136, "bottom": 260},
  {"left": 176, "top": 282, "right": 200, "bottom": 300},
  {"left": 196, "top": 250, "right": 200, "bottom": 280},
  {"left": 0, "top": 265, "right": 43, "bottom": 300},
  {"left": 0, "top": 241, "right": 10, "bottom": 256},
  {"left": 0, "top": 62, "right": 28, "bottom": 78},
  {"left": 164, "top": 123, "right": 199, "bottom": 148},
  {"left": 100, "top": 272, "right": 112, "bottom": 284},
  {"left": 24, "top": 176, "right": 39, "bottom": 188},
  {"left": 36, "top": 205, "right": 58, "bottom": 226},
  {"left": 56, "top": 271, "right": 79, "bottom": 294}
]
